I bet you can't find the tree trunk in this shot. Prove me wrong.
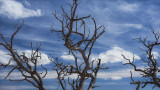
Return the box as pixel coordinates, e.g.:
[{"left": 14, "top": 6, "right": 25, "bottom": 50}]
[{"left": 39, "top": 85, "right": 46, "bottom": 90}]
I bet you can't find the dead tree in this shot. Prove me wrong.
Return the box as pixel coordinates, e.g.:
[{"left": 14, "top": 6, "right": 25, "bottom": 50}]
[
  {"left": 122, "top": 30, "right": 160, "bottom": 90},
  {"left": 0, "top": 21, "right": 47, "bottom": 90},
  {"left": 51, "top": 0, "right": 107, "bottom": 90}
]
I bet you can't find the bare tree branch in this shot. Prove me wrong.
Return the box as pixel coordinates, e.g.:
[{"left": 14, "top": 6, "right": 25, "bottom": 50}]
[
  {"left": 123, "top": 30, "right": 160, "bottom": 90},
  {"left": 51, "top": 0, "right": 107, "bottom": 90},
  {"left": 0, "top": 21, "right": 47, "bottom": 90}
]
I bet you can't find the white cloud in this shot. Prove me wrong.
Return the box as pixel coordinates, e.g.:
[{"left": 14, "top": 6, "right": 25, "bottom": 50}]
[
  {"left": 0, "top": 70, "right": 76, "bottom": 80},
  {"left": 0, "top": 50, "right": 13, "bottom": 64},
  {"left": 0, "top": 50, "right": 51, "bottom": 66},
  {"left": 0, "top": 86, "right": 34, "bottom": 90},
  {"left": 0, "top": 67, "right": 142, "bottom": 80},
  {"left": 46, "top": 71, "right": 78, "bottom": 79},
  {"left": 119, "top": 3, "right": 138, "bottom": 12},
  {"left": 96, "top": 81, "right": 128, "bottom": 85},
  {"left": 98, "top": 66, "right": 160, "bottom": 80},
  {"left": 3, "top": 66, "right": 159, "bottom": 81},
  {"left": 0, "top": 85, "right": 56, "bottom": 90},
  {"left": 44, "top": 71, "right": 59, "bottom": 79},
  {"left": 151, "top": 51, "right": 159, "bottom": 59},
  {"left": 97, "top": 68, "right": 141, "bottom": 80},
  {"left": 0, "top": 71, "right": 24, "bottom": 79},
  {"left": 0, "top": 0, "right": 42, "bottom": 19},
  {"left": 61, "top": 52, "right": 75, "bottom": 61},
  {"left": 92, "top": 46, "right": 140, "bottom": 63},
  {"left": 106, "top": 22, "right": 143, "bottom": 35},
  {"left": 124, "top": 23, "right": 143, "bottom": 29},
  {"left": 23, "top": 50, "right": 51, "bottom": 66},
  {"left": 111, "top": 76, "right": 122, "bottom": 80},
  {"left": 107, "top": 22, "right": 126, "bottom": 35}
]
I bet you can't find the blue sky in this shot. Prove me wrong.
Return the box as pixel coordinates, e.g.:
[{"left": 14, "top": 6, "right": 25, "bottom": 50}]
[{"left": 0, "top": 0, "right": 160, "bottom": 90}]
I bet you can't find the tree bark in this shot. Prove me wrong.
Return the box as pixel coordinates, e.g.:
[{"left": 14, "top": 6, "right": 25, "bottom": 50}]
[{"left": 39, "top": 85, "right": 46, "bottom": 90}]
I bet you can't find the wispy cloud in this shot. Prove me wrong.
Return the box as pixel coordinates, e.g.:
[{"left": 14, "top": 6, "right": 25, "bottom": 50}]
[
  {"left": 106, "top": 22, "right": 143, "bottom": 35},
  {"left": 119, "top": 3, "right": 138, "bottom": 12},
  {"left": 92, "top": 46, "right": 140, "bottom": 63},
  {"left": 23, "top": 0, "right": 31, "bottom": 7},
  {"left": 95, "top": 81, "right": 128, "bottom": 85},
  {"left": 0, "top": 0, "right": 42, "bottom": 19},
  {"left": 124, "top": 23, "right": 143, "bottom": 29}
]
